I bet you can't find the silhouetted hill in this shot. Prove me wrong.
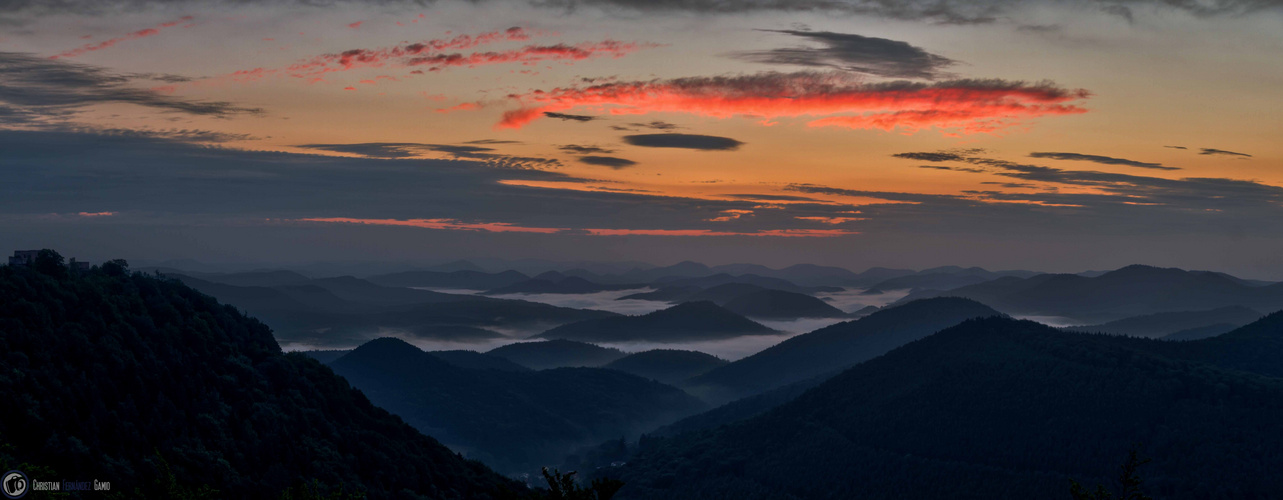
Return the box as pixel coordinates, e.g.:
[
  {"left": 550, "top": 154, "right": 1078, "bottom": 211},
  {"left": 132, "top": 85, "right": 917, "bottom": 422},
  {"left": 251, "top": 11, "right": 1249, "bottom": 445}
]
[
  {"left": 300, "top": 348, "right": 351, "bottom": 363},
  {"left": 0, "top": 254, "right": 524, "bottom": 499},
  {"left": 538, "top": 301, "right": 776, "bottom": 342},
  {"left": 722, "top": 289, "right": 848, "bottom": 319},
  {"left": 616, "top": 315, "right": 1283, "bottom": 499},
  {"left": 330, "top": 338, "right": 702, "bottom": 472},
  {"left": 429, "top": 350, "right": 533, "bottom": 372},
  {"left": 617, "top": 285, "right": 705, "bottom": 302},
  {"left": 484, "top": 276, "right": 644, "bottom": 295},
  {"left": 1065, "top": 306, "right": 1261, "bottom": 338},
  {"left": 687, "top": 297, "right": 1003, "bottom": 400},
  {"left": 366, "top": 269, "right": 530, "bottom": 290},
  {"left": 487, "top": 339, "right": 627, "bottom": 369},
  {"left": 603, "top": 350, "right": 728, "bottom": 384},
  {"left": 896, "top": 264, "right": 1283, "bottom": 323}
]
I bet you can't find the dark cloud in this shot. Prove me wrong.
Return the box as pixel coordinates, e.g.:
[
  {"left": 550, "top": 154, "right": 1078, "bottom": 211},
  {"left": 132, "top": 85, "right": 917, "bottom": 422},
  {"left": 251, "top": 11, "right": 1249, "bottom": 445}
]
[
  {"left": 918, "top": 165, "right": 985, "bottom": 173},
  {"left": 543, "top": 111, "right": 598, "bottom": 122},
  {"left": 893, "top": 151, "right": 970, "bottom": 162},
  {"left": 577, "top": 155, "right": 638, "bottom": 168},
  {"left": 463, "top": 139, "right": 522, "bottom": 145},
  {"left": 559, "top": 144, "right": 617, "bottom": 154},
  {"left": 733, "top": 30, "right": 956, "bottom": 79},
  {"left": 296, "top": 142, "right": 562, "bottom": 168},
  {"left": 1164, "top": 145, "right": 1188, "bottom": 150},
  {"left": 1028, "top": 152, "right": 1178, "bottom": 170},
  {"left": 725, "top": 193, "right": 824, "bottom": 202},
  {"left": 0, "top": 52, "right": 260, "bottom": 124},
  {"left": 622, "top": 133, "right": 743, "bottom": 151},
  {"left": 629, "top": 121, "right": 681, "bottom": 130},
  {"left": 1200, "top": 148, "right": 1252, "bottom": 157}
]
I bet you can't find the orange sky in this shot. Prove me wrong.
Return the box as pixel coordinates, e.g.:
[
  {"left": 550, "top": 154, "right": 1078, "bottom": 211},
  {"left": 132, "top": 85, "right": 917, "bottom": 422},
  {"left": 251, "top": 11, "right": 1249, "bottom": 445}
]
[{"left": 2, "top": 1, "right": 1282, "bottom": 275}]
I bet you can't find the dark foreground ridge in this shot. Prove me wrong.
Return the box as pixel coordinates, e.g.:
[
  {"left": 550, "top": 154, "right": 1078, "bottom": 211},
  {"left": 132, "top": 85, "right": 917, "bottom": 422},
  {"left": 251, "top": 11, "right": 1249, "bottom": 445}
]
[
  {"left": 0, "top": 251, "right": 526, "bottom": 499},
  {"left": 613, "top": 314, "right": 1283, "bottom": 499}
]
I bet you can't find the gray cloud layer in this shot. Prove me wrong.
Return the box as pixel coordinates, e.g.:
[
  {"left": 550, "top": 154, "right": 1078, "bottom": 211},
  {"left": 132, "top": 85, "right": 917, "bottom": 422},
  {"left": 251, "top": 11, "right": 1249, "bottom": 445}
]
[
  {"left": 733, "top": 30, "right": 956, "bottom": 79},
  {"left": 0, "top": 52, "right": 260, "bottom": 124},
  {"left": 5, "top": 0, "right": 1280, "bottom": 23}
]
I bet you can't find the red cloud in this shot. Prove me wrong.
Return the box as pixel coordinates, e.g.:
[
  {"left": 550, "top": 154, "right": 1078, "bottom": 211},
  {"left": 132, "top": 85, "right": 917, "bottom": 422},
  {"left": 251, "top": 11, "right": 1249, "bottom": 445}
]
[
  {"left": 283, "top": 27, "right": 536, "bottom": 78},
  {"left": 51, "top": 16, "right": 194, "bottom": 59},
  {"left": 348, "top": 21, "right": 363, "bottom": 29},
  {"left": 496, "top": 71, "right": 1090, "bottom": 135}
]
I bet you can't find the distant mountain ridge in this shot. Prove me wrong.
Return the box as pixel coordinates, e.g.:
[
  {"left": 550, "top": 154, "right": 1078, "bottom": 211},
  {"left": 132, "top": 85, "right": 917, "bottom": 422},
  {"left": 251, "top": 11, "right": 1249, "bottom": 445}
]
[
  {"left": 604, "top": 350, "right": 729, "bottom": 384},
  {"left": 330, "top": 338, "right": 703, "bottom": 472},
  {"left": 687, "top": 297, "right": 1004, "bottom": 400},
  {"left": 164, "top": 272, "right": 617, "bottom": 348},
  {"left": 620, "top": 283, "right": 847, "bottom": 319},
  {"left": 1065, "top": 305, "right": 1261, "bottom": 338},
  {"left": 487, "top": 339, "right": 627, "bottom": 369},
  {"left": 894, "top": 264, "right": 1283, "bottom": 323},
  {"left": 538, "top": 301, "right": 777, "bottom": 342}
]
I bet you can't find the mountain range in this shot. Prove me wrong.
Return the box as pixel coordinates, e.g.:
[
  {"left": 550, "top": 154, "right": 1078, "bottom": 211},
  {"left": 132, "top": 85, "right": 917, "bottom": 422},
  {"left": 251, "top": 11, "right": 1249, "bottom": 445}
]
[
  {"left": 164, "top": 272, "right": 616, "bottom": 347},
  {"left": 895, "top": 264, "right": 1283, "bottom": 323}
]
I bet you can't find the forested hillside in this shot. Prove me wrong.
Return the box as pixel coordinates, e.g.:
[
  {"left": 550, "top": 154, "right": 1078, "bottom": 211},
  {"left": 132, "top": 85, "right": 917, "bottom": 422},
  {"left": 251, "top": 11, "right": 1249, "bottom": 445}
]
[{"left": 0, "top": 251, "right": 525, "bottom": 499}]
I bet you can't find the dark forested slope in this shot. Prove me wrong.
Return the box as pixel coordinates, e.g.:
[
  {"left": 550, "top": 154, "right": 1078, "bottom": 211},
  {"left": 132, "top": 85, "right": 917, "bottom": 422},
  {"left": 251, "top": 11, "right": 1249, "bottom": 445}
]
[{"left": 0, "top": 252, "right": 524, "bottom": 499}]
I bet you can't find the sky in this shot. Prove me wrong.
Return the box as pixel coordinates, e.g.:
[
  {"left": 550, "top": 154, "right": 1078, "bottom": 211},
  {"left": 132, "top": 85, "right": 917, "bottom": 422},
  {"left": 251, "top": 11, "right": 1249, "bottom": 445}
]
[{"left": 1, "top": 0, "right": 1282, "bottom": 277}]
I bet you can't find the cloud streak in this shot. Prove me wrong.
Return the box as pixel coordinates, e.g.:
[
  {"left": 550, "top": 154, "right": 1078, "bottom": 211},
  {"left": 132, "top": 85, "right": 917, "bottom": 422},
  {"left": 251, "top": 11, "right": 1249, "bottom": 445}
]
[
  {"left": 1028, "top": 151, "right": 1177, "bottom": 170},
  {"left": 498, "top": 71, "right": 1090, "bottom": 135},
  {"left": 50, "top": 16, "right": 193, "bottom": 59},
  {"left": 1199, "top": 148, "right": 1252, "bottom": 157},
  {"left": 301, "top": 217, "right": 858, "bottom": 237}
]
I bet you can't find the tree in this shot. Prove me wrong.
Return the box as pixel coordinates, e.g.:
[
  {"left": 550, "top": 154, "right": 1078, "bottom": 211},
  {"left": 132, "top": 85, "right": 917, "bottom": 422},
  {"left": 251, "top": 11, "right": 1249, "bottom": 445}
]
[
  {"left": 34, "top": 249, "right": 67, "bottom": 278},
  {"left": 540, "top": 467, "right": 623, "bottom": 500},
  {"left": 1070, "top": 446, "right": 1153, "bottom": 500}
]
